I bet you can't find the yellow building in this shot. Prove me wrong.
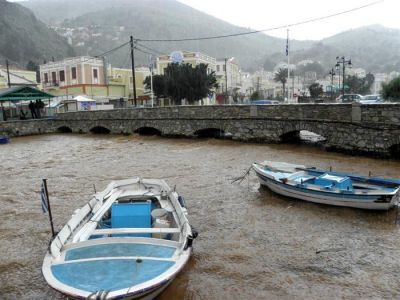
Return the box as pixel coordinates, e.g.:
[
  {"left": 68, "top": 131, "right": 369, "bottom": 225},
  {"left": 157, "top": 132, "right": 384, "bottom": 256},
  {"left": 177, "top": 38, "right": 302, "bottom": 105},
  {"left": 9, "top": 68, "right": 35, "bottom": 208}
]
[
  {"left": 39, "top": 56, "right": 150, "bottom": 102},
  {"left": 108, "top": 66, "right": 151, "bottom": 101},
  {"left": 0, "top": 68, "right": 38, "bottom": 90}
]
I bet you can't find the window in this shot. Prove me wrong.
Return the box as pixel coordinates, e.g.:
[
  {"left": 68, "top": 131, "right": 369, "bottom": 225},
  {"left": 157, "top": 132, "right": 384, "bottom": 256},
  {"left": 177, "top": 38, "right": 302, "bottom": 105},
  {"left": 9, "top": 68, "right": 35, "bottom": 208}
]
[
  {"left": 93, "top": 69, "right": 98, "bottom": 79},
  {"left": 71, "top": 67, "right": 77, "bottom": 80},
  {"left": 51, "top": 72, "right": 56, "bottom": 84},
  {"left": 59, "top": 70, "right": 65, "bottom": 82},
  {"left": 217, "top": 65, "right": 220, "bottom": 72},
  {"left": 44, "top": 73, "right": 48, "bottom": 83}
]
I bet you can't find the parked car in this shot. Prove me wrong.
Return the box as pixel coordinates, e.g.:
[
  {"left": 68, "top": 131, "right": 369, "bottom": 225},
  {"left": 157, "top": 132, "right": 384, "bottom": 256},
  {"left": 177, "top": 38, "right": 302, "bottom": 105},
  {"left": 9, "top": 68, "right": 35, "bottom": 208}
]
[
  {"left": 335, "top": 94, "right": 363, "bottom": 103},
  {"left": 252, "top": 100, "right": 280, "bottom": 105},
  {"left": 359, "top": 95, "right": 384, "bottom": 104}
]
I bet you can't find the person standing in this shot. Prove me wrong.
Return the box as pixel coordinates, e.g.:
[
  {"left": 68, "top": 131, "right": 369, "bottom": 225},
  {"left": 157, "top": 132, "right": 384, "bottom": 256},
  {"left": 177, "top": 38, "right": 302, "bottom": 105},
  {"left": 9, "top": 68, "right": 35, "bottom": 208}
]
[
  {"left": 28, "top": 101, "right": 37, "bottom": 119},
  {"left": 35, "top": 99, "right": 41, "bottom": 118}
]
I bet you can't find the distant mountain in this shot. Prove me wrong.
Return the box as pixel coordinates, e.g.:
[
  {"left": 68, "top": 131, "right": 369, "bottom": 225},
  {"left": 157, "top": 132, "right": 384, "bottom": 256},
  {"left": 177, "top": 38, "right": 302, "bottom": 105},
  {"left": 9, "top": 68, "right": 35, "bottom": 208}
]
[
  {"left": 321, "top": 25, "right": 400, "bottom": 72},
  {"left": 20, "top": 0, "right": 312, "bottom": 71},
  {"left": 17, "top": 1, "right": 400, "bottom": 73},
  {"left": 0, "top": 0, "right": 75, "bottom": 68}
]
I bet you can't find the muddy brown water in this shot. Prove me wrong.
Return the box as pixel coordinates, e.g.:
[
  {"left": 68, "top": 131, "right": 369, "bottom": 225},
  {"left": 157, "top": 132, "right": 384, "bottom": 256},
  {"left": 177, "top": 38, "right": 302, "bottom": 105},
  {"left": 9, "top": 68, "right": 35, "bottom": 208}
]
[{"left": 1, "top": 134, "right": 400, "bottom": 300}]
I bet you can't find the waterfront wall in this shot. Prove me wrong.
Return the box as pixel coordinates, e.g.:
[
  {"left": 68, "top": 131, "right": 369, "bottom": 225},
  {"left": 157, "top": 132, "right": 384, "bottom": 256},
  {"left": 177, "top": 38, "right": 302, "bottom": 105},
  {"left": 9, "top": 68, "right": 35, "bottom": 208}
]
[{"left": 1, "top": 104, "right": 400, "bottom": 157}]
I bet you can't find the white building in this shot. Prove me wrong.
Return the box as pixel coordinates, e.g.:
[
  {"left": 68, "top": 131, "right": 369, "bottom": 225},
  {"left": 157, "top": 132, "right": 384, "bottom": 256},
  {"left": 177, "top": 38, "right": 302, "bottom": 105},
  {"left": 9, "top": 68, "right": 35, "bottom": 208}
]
[{"left": 215, "top": 57, "right": 241, "bottom": 100}]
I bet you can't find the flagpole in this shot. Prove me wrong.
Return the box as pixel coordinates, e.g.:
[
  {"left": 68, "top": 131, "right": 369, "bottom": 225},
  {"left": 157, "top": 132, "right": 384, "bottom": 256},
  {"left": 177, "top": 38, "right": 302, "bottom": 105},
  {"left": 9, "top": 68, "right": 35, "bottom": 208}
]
[
  {"left": 287, "top": 28, "right": 290, "bottom": 103},
  {"left": 43, "top": 179, "right": 55, "bottom": 238}
]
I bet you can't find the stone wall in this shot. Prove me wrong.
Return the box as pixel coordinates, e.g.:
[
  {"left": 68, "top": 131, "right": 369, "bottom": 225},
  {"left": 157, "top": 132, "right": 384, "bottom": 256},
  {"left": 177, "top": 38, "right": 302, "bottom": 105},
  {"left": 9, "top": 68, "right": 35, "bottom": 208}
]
[{"left": 2, "top": 104, "right": 400, "bottom": 157}]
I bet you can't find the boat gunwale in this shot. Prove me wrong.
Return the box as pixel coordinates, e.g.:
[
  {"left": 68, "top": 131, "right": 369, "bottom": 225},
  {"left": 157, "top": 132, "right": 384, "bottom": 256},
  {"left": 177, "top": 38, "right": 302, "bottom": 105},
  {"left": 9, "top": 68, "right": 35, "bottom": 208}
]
[
  {"left": 253, "top": 163, "right": 400, "bottom": 197},
  {"left": 43, "top": 178, "right": 194, "bottom": 299}
]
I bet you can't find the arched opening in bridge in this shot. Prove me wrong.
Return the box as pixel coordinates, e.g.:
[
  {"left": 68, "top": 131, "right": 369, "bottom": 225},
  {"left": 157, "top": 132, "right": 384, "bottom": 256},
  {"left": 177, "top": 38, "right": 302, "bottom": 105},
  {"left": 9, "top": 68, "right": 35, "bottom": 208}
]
[
  {"left": 194, "top": 128, "right": 225, "bottom": 139},
  {"left": 57, "top": 126, "right": 73, "bottom": 133},
  {"left": 134, "top": 127, "right": 162, "bottom": 136},
  {"left": 280, "top": 130, "right": 326, "bottom": 144},
  {"left": 389, "top": 144, "right": 400, "bottom": 159},
  {"left": 90, "top": 126, "right": 111, "bottom": 134}
]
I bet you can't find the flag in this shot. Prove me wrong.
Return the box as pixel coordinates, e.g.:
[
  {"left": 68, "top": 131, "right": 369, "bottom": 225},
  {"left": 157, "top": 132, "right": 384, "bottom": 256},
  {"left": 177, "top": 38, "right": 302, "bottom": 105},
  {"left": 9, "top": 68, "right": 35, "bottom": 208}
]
[
  {"left": 41, "top": 181, "right": 49, "bottom": 213},
  {"left": 286, "top": 33, "right": 289, "bottom": 56}
]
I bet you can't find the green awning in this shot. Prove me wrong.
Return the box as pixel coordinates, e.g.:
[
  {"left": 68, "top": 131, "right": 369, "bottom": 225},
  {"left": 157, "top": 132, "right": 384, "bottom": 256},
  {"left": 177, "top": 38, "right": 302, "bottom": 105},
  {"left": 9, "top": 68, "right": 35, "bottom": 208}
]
[{"left": 0, "top": 86, "right": 54, "bottom": 101}]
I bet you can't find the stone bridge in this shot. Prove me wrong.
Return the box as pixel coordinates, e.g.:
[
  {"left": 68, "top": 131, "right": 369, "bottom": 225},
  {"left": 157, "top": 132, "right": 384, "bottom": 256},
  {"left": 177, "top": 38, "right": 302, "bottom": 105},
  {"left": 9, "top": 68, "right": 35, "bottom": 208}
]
[{"left": 1, "top": 104, "right": 400, "bottom": 157}]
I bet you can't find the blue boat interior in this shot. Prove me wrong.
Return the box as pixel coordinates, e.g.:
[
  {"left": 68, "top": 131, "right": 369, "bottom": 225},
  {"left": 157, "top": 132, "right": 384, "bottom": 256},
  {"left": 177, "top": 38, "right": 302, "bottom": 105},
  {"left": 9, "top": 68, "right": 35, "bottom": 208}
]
[
  {"left": 52, "top": 196, "right": 180, "bottom": 293},
  {"left": 51, "top": 258, "right": 175, "bottom": 292},
  {"left": 65, "top": 243, "right": 176, "bottom": 261},
  {"left": 264, "top": 166, "right": 400, "bottom": 193}
]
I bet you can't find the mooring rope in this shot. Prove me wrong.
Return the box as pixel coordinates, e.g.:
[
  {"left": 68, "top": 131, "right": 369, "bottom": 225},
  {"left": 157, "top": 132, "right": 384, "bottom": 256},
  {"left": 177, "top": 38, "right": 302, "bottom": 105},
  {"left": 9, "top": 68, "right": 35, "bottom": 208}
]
[{"left": 231, "top": 166, "right": 253, "bottom": 184}]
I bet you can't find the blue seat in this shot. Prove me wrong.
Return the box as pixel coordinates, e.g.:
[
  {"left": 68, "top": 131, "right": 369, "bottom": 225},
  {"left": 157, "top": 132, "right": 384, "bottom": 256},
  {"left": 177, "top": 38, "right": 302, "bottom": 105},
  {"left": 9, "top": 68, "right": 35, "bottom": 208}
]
[{"left": 111, "top": 202, "right": 152, "bottom": 237}]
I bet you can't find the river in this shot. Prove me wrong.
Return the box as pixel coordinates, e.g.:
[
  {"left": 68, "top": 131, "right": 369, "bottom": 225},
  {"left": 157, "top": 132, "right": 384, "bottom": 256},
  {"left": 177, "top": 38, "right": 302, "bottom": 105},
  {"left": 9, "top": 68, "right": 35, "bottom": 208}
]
[{"left": 1, "top": 134, "right": 400, "bottom": 299}]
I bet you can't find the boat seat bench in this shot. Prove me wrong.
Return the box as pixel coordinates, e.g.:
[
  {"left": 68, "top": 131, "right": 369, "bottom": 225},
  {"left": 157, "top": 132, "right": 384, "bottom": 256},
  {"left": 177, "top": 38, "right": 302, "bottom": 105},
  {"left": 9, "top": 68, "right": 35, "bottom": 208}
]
[
  {"left": 92, "top": 228, "right": 181, "bottom": 235},
  {"left": 64, "top": 243, "right": 177, "bottom": 261}
]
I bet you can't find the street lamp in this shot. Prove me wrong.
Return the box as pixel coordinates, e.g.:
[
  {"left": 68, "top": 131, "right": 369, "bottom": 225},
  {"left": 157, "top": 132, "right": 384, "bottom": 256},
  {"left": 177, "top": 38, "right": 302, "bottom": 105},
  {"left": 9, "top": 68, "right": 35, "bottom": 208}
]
[
  {"left": 328, "top": 68, "right": 336, "bottom": 100},
  {"left": 336, "top": 56, "right": 352, "bottom": 98}
]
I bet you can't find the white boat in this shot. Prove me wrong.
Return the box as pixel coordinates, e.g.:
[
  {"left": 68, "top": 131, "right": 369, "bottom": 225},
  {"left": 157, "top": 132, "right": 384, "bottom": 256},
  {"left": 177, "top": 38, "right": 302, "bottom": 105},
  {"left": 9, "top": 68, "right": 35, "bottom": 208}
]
[
  {"left": 42, "top": 178, "right": 197, "bottom": 299},
  {"left": 252, "top": 161, "right": 400, "bottom": 210}
]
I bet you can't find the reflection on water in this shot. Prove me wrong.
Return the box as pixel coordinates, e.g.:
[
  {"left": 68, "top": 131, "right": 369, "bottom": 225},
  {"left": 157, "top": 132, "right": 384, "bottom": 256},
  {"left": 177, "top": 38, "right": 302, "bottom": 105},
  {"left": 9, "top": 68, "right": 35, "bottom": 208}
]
[{"left": 1, "top": 134, "right": 400, "bottom": 299}]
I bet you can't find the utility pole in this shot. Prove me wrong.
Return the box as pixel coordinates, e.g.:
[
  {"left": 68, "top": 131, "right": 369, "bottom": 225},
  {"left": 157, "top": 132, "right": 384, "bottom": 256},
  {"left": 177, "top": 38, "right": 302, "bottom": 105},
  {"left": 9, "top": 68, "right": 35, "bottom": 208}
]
[
  {"left": 149, "top": 55, "right": 154, "bottom": 108},
  {"left": 329, "top": 68, "right": 336, "bottom": 100},
  {"left": 102, "top": 56, "right": 108, "bottom": 86},
  {"left": 130, "top": 36, "right": 137, "bottom": 106},
  {"left": 224, "top": 58, "right": 228, "bottom": 105},
  {"left": 6, "top": 59, "right": 11, "bottom": 88},
  {"left": 336, "top": 56, "right": 352, "bottom": 99},
  {"left": 286, "top": 29, "right": 290, "bottom": 103}
]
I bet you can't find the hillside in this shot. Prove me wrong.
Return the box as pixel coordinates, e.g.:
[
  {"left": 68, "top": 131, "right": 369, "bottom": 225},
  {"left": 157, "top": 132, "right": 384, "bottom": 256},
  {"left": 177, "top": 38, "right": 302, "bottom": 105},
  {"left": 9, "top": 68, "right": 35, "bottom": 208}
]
[
  {"left": 0, "top": 0, "right": 74, "bottom": 68},
  {"left": 18, "top": 0, "right": 400, "bottom": 73},
  {"left": 21, "top": 0, "right": 312, "bottom": 71}
]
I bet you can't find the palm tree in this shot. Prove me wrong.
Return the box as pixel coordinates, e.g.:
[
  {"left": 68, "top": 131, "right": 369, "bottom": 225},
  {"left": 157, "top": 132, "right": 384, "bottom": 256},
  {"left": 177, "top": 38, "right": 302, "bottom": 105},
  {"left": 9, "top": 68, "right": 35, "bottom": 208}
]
[{"left": 274, "top": 68, "right": 288, "bottom": 98}]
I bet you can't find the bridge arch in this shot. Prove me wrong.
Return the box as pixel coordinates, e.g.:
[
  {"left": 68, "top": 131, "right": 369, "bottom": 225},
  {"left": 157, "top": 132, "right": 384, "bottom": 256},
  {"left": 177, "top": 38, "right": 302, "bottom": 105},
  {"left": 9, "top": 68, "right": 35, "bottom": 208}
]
[
  {"left": 278, "top": 123, "right": 329, "bottom": 144},
  {"left": 194, "top": 128, "right": 225, "bottom": 138},
  {"left": 280, "top": 130, "right": 327, "bottom": 144},
  {"left": 134, "top": 127, "right": 162, "bottom": 136},
  {"left": 389, "top": 143, "right": 400, "bottom": 159},
  {"left": 90, "top": 126, "right": 111, "bottom": 134},
  {"left": 57, "top": 126, "right": 73, "bottom": 133}
]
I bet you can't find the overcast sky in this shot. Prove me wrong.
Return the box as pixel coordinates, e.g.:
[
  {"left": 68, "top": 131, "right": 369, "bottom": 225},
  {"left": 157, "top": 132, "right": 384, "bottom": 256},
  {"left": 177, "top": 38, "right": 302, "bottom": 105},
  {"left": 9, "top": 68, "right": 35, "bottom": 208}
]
[{"left": 178, "top": 0, "right": 398, "bottom": 40}]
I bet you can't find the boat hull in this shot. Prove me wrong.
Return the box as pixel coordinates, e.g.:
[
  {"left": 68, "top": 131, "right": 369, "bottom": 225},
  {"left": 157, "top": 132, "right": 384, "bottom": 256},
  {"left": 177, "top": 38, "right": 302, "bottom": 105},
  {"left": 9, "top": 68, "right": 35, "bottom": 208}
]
[
  {"left": 254, "top": 169, "right": 396, "bottom": 210},
  {"left": 42, "top": 178, "right": 195, "bottom": 300}
]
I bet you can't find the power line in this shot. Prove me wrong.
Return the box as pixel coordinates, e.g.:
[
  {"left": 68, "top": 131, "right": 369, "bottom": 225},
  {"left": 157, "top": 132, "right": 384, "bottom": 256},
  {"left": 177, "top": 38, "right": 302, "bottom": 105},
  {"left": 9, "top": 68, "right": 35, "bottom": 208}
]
[
  {"left": 135, "top": 46, "right": 158, "bottom": 57},
  {"left": 135, "top": 0, "right": 383, "bottom": 42},
  {"left": 93, "top": 41, "right": 130, "bottom": 58},
  {"left": 77, "top": 41, "right": 131, "bottom": 65},
  {"left": 135, "top": 42, "right": 164, "bottom": 55}
]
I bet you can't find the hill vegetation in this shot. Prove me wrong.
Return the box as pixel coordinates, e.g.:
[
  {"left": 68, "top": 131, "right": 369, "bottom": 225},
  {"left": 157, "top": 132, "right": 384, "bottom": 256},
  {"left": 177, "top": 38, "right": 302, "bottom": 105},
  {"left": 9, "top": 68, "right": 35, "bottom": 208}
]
[
  {"left": 0, "top": 0, "right": 74, "bottom": 68},
  {"left": 11, "top": 0, "right": 400, "bottom": 73}
]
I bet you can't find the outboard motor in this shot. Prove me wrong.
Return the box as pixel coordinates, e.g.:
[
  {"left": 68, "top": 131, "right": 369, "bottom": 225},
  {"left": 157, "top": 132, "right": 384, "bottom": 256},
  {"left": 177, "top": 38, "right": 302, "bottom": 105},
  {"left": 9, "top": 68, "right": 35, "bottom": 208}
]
[
  {"left": 185, "top": 226, "right": 198, "bottom": 249},
  {"left": 178, "top": 195, "right": 186, "bottom": 208}
]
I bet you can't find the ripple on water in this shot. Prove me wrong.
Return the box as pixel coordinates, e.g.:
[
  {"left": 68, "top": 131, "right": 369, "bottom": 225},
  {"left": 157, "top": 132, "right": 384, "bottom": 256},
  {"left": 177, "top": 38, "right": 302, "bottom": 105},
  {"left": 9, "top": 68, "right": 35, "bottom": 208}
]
[{"left": 2, "top": 134, "right": 400, "bottom": 299}]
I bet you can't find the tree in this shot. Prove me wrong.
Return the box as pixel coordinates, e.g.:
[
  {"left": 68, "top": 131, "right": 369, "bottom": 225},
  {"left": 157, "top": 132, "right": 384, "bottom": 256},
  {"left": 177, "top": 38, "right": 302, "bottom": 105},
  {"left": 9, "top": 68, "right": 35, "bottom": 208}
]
[
  {"left": 144, "top": 63, "right": 218, "bottom": 105},
  {"left": 346, "top": 73, "right": 375, "bottom": 94},
  {"left": 382, "top": 76, "right": 400, "bottom": 101},
  {"left": 309, "top": 83, "right": 323, "bottom": 98},
  {"left": 250, "top": 91, "right": 262, "bottom": 100},
  {"left": 26, "top": 60, "right": 38, "bottom": 71},
  {"left": 274, "top": 68, "right": 287, "bottom": 97},
  {"left": 143, "top": 74, "right": 166, "bottom": 98}
]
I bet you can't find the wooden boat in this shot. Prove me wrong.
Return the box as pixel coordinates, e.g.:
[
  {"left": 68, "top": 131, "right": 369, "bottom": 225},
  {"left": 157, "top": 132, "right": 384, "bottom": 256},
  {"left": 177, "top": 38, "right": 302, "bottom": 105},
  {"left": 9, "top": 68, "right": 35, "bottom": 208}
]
[
  {"left": 42, "top": 178, "right": 197, "bottom": 299},
  {"left": 252, "top": 161, "right": 400, "bottom": 210}
]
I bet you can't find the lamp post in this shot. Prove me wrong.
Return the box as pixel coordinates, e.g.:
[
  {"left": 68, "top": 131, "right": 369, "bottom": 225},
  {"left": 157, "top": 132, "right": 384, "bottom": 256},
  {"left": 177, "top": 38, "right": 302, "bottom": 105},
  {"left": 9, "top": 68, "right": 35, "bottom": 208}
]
[
  {"left": 336, "top": 56, "right": 352, "bottom": 99},
  {"left": 328, "top": 68, "right": 336, "bottom": 100}
]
